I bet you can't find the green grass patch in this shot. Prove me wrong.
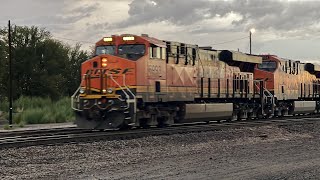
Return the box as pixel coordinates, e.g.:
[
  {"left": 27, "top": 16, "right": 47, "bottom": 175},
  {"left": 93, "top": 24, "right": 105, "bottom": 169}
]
[
  {"left": 0, "top": 100, "right": 8, "bottom": 113},
  {"left": 3, "top": 124, "right": 11, "bottom": 130},
  {"left": 0, "top": 96, "right": 74, "bottom": 125}
]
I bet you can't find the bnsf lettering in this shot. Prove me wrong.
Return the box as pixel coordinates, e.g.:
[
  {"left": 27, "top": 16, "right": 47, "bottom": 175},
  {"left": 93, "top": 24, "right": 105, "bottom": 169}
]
[
  {"left": 85, "top": 68, "right": 134, "bottom": 75},
  {"left": 109, "top": 68, "right": 121, "bottom": 74},
  {"left": 122, "top": 68, "right": 133, "bottom": 74}
]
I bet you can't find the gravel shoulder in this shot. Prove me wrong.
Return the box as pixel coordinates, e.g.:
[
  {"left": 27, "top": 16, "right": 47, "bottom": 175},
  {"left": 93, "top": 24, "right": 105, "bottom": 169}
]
[{"left": 0, "top": 121, "right": 320, "bottom": 179}]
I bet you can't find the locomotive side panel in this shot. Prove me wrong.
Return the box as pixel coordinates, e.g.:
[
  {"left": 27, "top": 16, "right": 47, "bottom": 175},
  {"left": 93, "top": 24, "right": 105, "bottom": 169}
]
[
  {"left": 274, "top": 60, "right": 317, "bottom": 100},
  {"left": 256, "top": 55, "right": 318, "bottom": 100},
  {"left": 165, "top": 41, "right": 197, "bottom": 101}
]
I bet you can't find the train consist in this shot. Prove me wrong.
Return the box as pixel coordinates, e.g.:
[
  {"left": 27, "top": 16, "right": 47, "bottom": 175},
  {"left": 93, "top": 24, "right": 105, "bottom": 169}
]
[{"left": 72, "top": 34, "right": 320, "bottom": 129}]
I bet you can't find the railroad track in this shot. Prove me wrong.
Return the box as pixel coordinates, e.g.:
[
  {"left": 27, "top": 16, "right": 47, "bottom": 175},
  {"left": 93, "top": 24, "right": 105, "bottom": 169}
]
[
  {"left": 0, "top": 117, "right": 319, "bottom": 149},
  {"left": 0, "top": 127, "right": 88, "bottom": 138}
]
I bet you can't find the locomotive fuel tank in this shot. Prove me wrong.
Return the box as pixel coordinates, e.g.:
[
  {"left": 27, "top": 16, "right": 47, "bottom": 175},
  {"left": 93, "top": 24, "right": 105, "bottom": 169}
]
[
  {"left": 292, "top": 101, "right": 316, "bottom": 114},
  {"left": 183, "top": 103, "right": 233, "bottom": 122}
]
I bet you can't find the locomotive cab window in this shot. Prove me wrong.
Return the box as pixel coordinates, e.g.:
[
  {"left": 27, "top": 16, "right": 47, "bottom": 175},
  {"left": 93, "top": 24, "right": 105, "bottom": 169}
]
[
  {"left": 149, "top": 45, "right": 165, "bottom": 60},
  {"left": 257, "top": 61, "right": 277, "bottom": 72},
  {"left": 118, "top": 44, "right": 145, "bottom": 61},
  {"left": 95, "top": 45, "right": 116, "bottom": 56},
  {"left": 149, "top": 46, "right": 158, "bottom": 58}
]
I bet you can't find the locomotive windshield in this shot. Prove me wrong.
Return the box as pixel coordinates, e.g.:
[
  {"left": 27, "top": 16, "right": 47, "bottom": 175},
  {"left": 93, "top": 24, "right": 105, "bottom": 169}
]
[
  {"left": 257, "top": 61, "right": 277, "bottom": 72},
  {"left": 118, "top": 44, "right": 145, "bottom": 61},
  {"left": 95, "top": 45, "right": 116, "bottom": 56}
]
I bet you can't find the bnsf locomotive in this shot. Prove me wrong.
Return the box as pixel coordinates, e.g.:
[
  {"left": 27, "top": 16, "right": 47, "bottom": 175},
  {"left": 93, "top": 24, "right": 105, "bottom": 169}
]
[{"left": 71, "top": 34, "right": 320, "bottom": 129}]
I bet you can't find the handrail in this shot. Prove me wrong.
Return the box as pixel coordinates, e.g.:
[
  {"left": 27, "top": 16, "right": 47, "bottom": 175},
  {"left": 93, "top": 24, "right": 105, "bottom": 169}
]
[
  {"left": 253, "top": 80, "right": 274, "bottom": 103},
  {"left": 72, "top": 73, "right": 138, "bottom": 113},
  {"left": 123, "top": 74, "right": 137, "bottom": 113},
  {"left": 71, "top": 86, "right": 83, "bottom": 111},
  {"left": 109, "top": 74, "right": 130, "bottom": 99},
  {"left": 71, "top": 75, "right": 87, "bottom": 111},
  {"left": 264, "top": 88, "right": 273, "bottom": 97},
  {"left": 123, "top": 74, "right": 136, "bottom": 98},
  {"left": 109, "top": 74, "right": 137, "bottom": 114}
]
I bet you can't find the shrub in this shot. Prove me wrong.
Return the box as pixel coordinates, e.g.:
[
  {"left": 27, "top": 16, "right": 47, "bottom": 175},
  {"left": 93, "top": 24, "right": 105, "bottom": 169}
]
[
  {"left": 14, "top": 96, "right": 52, "bottom": 110},
  {"left": 21, "top": 108, "right": 45, "bottom": 124},
  {"left": 3, "top": 124, "right": 11, "bottom": 130},
  {"left": 18, "top": 121, "right": 25, "bottom": 128},
  {"left": 13, "top": 112, "right": 22, "bottom": 124},
  {"left": 0, "top": 99, "right": 8, "bottom": 113},
  {"left": 3, "top": 96, "right": 75, "bottom": 125}
]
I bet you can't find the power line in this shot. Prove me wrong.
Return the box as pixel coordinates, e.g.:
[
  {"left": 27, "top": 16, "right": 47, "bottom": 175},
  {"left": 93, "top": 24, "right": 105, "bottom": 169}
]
[
  {"left": 52, "top": 36, "right": 95, "bottom": 45},
  {"left": 46, "top": 34, "right": 251, "bottom": 48},
  {"left": 53, "top": 35, "right": 250, "bottom": 46},
  {"left": 211, "top": 36, "right": 249, "bottom": 46}
]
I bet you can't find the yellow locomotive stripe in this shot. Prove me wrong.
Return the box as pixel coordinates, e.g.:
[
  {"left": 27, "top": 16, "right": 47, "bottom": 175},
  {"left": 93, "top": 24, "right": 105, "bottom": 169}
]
[{"left": 82, "top": 85, "right": 252, "bottom": 97}]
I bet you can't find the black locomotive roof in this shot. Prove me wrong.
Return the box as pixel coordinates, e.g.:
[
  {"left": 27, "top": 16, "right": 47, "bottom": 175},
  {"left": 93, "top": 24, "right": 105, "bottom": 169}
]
[
  {"left": 305, "top": 63, "right": 320, "bottom": 74},
  {"left": 219, "top": 50, "right": 262, "bottom": 64}
]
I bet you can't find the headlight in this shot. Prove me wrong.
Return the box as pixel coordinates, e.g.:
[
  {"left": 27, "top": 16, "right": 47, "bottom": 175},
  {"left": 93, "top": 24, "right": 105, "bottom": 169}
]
[
  {"left": 79, "top": 87, "right": 85, "bottom": 94},
  {"left": 101, "top": 58, "right": 108, "bottom": 67},
  {"left": 107, "top": 88, "right": 113, "bottom": 94},
  {"left": 103, "top": 37, "right": 113, "bottom": 42},
  {"left": 123, "top": 36, "right": 135, "bottom": 41}
]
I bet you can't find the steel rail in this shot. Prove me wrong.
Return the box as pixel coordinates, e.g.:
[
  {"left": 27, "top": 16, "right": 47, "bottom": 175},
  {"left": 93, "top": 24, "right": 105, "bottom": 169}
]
[
  {"left": 0, "top": 117, "right": 319, "bottom": 149},
  {"left": 0, "top": 127, "right": 86, "bottom": 138}
]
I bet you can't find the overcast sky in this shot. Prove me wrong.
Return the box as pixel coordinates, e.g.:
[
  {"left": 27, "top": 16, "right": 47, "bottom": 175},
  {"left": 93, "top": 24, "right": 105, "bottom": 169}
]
[{"left": 1, "top": 0, "right": 320, "bottom": 61}]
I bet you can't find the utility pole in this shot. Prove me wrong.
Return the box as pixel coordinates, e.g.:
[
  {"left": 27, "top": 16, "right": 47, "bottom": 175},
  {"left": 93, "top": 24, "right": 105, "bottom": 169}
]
[
  {"left": 249, "top": 28, "right": 256, "bottom": 55},
  {"left": 8, "top": 20, "right": 12, "bottom": 127},
  {"left": 249, "top": 31, "right": 252, "bottom": 54}
]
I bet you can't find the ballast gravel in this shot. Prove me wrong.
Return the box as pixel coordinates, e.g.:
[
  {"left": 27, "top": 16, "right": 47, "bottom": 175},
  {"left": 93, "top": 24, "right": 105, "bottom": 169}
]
[{"left": 1, "top": 121, "right": 320, "bottom": 179}]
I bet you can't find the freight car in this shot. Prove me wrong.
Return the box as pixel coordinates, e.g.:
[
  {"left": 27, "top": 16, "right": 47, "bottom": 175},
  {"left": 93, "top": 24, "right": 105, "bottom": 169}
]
[{"left": 71, "top": 34, "right": 320, "bottom": 129}]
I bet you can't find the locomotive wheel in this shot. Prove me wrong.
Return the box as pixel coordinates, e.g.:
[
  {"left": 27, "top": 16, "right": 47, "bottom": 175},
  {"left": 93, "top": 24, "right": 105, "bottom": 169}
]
[
  {"left": 118, "top": 123, "right": 132, "bottom": 131},
  {"left": 157, "top": 117, "right": 170, "bottom": 128},
  {"left": 105, "top": 111, "right": 125, "bottom": 129},
  {"left": 139, "top": 118, "right": 151, "bottom": 128},
  {"left": 74, "top": 112, "right": 102, "bottom": 130},
  {"left": 75, "top": 110, "right": 127, "bottom": 130},
  {"left": 75, "top": 111, "right": 97, "bottom": 129}
]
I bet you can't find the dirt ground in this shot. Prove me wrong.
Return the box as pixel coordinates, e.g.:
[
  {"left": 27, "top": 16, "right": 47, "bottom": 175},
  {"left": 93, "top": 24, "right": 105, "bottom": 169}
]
[{"left": 0, "top": 121, "right": 320, "bottom": 180}]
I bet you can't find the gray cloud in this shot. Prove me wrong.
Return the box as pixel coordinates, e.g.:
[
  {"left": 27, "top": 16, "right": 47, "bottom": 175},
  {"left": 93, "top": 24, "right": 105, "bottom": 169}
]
[
  {"left": 113, "top": 0, "right": 320, "bottom": 33},
  {"left": 0, "top": 0, "right": 98, "bottom": 31},
  {"left": 115, "top": 0, "right": 212, "bottom": 28},
  {"left": 1, "top": 0, "right": 320, "bottom": 60}
]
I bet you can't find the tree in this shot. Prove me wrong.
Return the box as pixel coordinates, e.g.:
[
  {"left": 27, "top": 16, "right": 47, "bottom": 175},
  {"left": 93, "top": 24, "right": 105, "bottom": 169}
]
[
  {"left": 65, "top": 44, "right": 89, "bottom": 96},
  {"left": 0, "top": 25, "right": 89, "bottom": 100},
  {"left": 0, "top": 37, "right": 8, "bottom": 100}
]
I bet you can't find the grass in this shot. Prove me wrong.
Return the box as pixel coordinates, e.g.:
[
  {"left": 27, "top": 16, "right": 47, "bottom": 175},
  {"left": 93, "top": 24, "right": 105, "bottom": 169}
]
[
  {"left": 0, "top": 96, "right": 74, "bottom": 125},
  {"left": 3, "top": 124, "right": 11, "bottom": 130}
]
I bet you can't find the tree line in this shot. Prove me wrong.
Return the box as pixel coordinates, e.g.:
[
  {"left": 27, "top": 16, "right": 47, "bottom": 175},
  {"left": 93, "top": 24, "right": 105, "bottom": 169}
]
[{"left": 0, "top": 25, "right": 89, "bottom": 101}]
